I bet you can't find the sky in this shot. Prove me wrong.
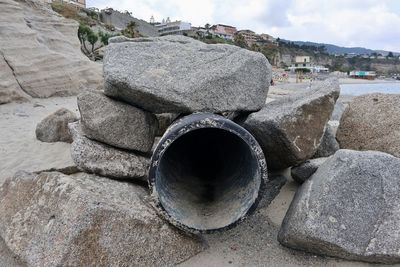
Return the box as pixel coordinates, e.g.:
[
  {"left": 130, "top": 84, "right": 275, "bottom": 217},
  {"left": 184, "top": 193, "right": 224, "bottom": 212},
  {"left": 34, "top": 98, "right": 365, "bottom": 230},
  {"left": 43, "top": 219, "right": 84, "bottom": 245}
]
[{"left": 88, "top": 0, "right": 400, "bottom": 52}]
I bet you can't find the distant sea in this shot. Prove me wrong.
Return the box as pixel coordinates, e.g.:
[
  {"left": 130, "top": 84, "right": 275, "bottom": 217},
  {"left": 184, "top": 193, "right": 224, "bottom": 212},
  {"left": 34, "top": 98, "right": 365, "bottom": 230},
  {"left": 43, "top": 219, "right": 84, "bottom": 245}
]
[{"left": 340, "top": 82, "right": 400, "bottom": 96}]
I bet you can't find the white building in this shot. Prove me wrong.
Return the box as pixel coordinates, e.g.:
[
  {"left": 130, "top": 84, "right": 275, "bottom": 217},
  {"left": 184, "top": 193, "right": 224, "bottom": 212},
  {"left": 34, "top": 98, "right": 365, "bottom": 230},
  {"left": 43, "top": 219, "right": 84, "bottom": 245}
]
[
  {"left": 288, "top": 56, "right": 329, "bottom": 73},
  {"left": 155, "top": 20, "right": 191, "bottom": 36}
]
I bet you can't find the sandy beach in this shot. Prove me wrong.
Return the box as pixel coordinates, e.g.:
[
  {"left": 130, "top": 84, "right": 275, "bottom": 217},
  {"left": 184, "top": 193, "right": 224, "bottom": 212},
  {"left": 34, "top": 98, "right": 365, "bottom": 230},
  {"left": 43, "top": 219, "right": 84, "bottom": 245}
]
[
  {"left": 0, "top": 97, "right": 78, "bottom": 185},
  {"left": 0, "top": 93, "right": 386, "bottom": 267}
]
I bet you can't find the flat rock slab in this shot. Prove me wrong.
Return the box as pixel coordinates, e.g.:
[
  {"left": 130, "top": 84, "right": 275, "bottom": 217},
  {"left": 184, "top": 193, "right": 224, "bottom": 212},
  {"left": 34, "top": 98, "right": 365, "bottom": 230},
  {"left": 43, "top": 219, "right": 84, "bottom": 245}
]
[
  {"left": 0, "top": 171, "right": 204, "bottom": 267},
  {"left": 279, "top": 149, "right": 400, "bottom": 264},
  {"left": 104, "top": 35, "right": 272, "bottom": 113},
  {"left": 337, "top": 93, "right": 400, "bottom": 157},
  {"left": 240, "top": 78, "right": 340, "bottom": 170},
  {"left": 69, "top": 122, "right": 150, "bottom": 181},
  {"left": 78, "top": 91, "right": 157, "bottom": 153}
]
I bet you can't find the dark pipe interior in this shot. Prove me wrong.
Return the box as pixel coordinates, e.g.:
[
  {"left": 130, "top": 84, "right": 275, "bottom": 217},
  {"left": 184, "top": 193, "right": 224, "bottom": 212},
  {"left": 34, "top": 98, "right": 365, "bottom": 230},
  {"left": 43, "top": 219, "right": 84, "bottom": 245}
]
[{"left": 156, "top": 128, "right": 261, "bottom": 231}]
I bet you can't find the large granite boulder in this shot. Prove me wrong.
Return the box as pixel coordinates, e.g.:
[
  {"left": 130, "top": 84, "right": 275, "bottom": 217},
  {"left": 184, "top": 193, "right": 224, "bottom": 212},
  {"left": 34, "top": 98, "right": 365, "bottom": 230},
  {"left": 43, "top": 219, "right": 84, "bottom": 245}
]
[
  {"left": 290, "top": 157, "right": 327, "bottom": 184},
  {"left": 240, "top": 78, "right": 340, "bottom": 170},
  {"left": 36, "top": 108, "right": 78, "bottom": 143},
  {"left": 313, "top": 124, "right": 339, "bottom": 158},
  {"left": 0, "top": 0, "right": 102, "bottom": 104},
  {"left": 104, "top": 35, "right": 272, "bottom": 113},
  {"left": 337, "top": 93, "right": 400, "bottom": 157},
  {"left": 78, "top": 91, "right": 157, "bottom": 153},
  {"left": 279, "top": 149, "right": 400, "bottom": 264},
  {"left": 0, "top": 171, "right": 204, "bottom": 267},
  {"left": 69, "top": 122, "right": 149, "bottom": 181}
]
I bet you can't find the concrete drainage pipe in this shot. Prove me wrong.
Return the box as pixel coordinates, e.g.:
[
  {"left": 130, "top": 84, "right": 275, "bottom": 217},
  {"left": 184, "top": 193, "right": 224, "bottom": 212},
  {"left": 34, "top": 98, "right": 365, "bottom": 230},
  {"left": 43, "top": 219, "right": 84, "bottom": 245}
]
[{"left": 149, "top": 113, "right": 268, "bottom": 233}]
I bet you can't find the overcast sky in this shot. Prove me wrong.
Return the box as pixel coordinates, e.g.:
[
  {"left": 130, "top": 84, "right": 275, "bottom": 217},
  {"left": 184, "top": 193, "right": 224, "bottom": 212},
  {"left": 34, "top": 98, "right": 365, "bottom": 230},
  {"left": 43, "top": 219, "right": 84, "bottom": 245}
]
[{"left": 88, "top": 0, "right": 400, "bottom": 52}]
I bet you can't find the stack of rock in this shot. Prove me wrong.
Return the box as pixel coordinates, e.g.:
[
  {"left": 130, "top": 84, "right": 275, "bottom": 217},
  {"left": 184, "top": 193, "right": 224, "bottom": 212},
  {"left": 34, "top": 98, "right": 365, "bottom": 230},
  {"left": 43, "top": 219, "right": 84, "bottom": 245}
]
[
  {"left": 2, "top": 34, "right": 350, "bottom": 265},
  {"left": 69, "top": 35, "right": 274, "bottom": 182},
  {"left": 70, "top": 35, "right": 343, "bottom": 184}
]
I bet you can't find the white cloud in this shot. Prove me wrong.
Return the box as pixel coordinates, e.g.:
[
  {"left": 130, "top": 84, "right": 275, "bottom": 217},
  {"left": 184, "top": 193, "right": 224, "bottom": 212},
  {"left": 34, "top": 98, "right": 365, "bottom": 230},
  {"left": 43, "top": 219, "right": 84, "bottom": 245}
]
[{"left": 87, "top": 0, "right": 400, "bottom": 51}]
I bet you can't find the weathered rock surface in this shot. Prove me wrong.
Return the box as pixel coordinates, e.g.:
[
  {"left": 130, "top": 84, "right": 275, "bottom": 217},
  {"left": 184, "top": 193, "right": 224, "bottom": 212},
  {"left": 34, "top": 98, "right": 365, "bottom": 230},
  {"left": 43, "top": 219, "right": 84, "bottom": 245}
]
[
  {"left": 69, "top": 122, "right": 149, "bottom": 181},
  {"left": 104, "top": 35, "right": 272, "bottom": 113},
  {"left": 0, "top": 54, "right": 31, "bottom": 104},
  {"left": 36, "top": 108, "right": 78, "bottom": 143},
  {"left": 0, "top": 0, "right": 103, "bottom": 104},
  {"left": 279, "top": 149, "right": 400, "bottom": 264},
  {"left": 240, "top": 78, "right": 340, "bottom": 170},
  {"left": 313, "top": 125, "right": 339, "bottom": 158},
  {"left": 0, "top": 171, "right": 204, "bottom": 267},
  {"left": 156, "top": 113, "right": 179, "bottom": 136},
  {"left": 290, "top": 157, "right": 327, "bottom": 184},
  {"left": 78, "top": 91, "right": 157, "bottom": 152},
  {"left": 337, "top": 93, "right": 400, "bottom": 157}
]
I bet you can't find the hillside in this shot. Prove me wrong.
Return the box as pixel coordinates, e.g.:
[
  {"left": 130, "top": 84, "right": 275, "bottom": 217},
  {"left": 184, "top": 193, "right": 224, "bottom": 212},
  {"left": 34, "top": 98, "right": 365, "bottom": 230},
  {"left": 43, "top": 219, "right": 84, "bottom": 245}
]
[
  {"left": 99, "top": 9, "right": 159, "bottom": 37},
  {"left": 283, "top": 40, "right": 399, "bottom": 56}
]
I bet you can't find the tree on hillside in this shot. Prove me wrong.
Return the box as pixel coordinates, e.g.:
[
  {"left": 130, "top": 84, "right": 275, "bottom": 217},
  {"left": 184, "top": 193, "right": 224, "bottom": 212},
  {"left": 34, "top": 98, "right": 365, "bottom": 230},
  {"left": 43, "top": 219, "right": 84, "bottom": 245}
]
[
  {"left": 78, "top": 24, "right": 116, "bottom": 60},
  {"left": 121, "top": 21, "right": 140, "bottom": 38},
  {"left": 388, "top": 51, "right": 394, "bottom": 58},
  {"left": 234, "top": 34, "right": 248, "bottom": 48}
]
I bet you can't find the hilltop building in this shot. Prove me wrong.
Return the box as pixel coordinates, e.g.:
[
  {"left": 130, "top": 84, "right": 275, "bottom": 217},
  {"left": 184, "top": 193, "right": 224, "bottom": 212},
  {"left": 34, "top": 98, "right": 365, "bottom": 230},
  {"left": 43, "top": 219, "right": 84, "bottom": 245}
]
[
  {"left": 154, "top": 19, "right": 191, "bottom": 36},
  {"left": 235, "top": 30, "right": 258, "bottom": 46},
  {"left": 235, "top": 30, "right": 278, "bottom": 46},
  {"left": 258, "top": 33, "right": 278, "bottom": 45},
  {"left": 210, "top": 24, "right": 237, "bottom": 40}
]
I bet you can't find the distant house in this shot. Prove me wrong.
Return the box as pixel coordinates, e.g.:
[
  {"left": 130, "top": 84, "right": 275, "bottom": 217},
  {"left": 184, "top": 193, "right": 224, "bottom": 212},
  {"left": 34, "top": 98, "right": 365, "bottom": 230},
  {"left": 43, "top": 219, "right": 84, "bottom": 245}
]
[
  {"left": 288, "top": 56, "right": 329, "bottom": 73},
  {"left": 257, "top": 33, "right": 277, "bottom": 45},
  {"left": 189, "top": 26, "right": 209, "bottom": 38},
  {"left": 155, "top": 20, "right": 191, "bottom": 36},
  {"left": 235, "top": 30, "right": 258, "bottom": 46},
  {"left": 210, "top": 24, "right": 237, "bottom": 40},
  {"left": 290, "top": 56, "right": 312, "bottom": 69},
  {"left": 349, "top": 71, "right": 376, "bottom": 80}
]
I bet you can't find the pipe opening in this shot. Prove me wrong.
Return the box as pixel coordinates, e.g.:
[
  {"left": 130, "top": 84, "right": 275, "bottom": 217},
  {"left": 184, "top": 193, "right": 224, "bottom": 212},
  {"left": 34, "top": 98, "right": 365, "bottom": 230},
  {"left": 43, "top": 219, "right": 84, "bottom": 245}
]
[{"left": 156, "top": 128, "right": 261, "bottom": 231}]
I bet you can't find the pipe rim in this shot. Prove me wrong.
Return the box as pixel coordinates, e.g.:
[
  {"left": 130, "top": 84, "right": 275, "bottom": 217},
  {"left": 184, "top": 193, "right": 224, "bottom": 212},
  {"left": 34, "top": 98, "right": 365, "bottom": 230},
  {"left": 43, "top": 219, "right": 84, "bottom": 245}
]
[{"left": 148, "top": 113, "right": 268, "bottom": 234}]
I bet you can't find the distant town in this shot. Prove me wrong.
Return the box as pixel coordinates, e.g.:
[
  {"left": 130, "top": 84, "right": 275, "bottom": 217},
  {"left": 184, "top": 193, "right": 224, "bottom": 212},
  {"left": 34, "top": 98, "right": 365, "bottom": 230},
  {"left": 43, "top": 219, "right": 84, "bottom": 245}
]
[{"left": 46, "top": 0, "right": 400, "bottom": 81}]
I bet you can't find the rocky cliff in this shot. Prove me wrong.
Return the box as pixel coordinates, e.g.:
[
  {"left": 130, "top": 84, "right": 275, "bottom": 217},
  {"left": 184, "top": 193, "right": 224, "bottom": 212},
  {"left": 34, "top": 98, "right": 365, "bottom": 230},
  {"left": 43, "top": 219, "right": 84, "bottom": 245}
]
[{"left": 0, "top": 0, "right": 103, "bottom": 104}]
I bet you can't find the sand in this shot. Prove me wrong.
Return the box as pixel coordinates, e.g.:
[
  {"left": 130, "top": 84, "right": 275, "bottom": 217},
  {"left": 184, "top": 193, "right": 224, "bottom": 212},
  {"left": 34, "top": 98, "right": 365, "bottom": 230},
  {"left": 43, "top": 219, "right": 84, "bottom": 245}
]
[
  {"left": 0, "top": 96, "right": 78, "bottom": 185},
  {"left": 0, "top": 95, "right": 391, "bottom": 266}
]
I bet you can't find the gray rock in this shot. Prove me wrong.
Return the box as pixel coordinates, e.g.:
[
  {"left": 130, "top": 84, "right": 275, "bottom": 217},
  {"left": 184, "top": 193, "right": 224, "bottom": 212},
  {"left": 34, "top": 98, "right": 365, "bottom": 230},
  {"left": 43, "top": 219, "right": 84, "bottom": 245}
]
[
  {"left": 313, "top": 125, "right": 339, "bottom": 158},
  {"left": 36, "top": 108, "right": 78, "bottom": 143},
  {"left": 69, "top": 122, "right": 149, "bottom": 181},
  {"left": 78, "top": 91, "right": 157, "bottom": 153},
  {"left": 337, "top": 93, "right": 400, "bottom": 158},
  {"left": 155, "top": 113, "right": 179, "bottom": 136},
  {"left": 240, "top": 78, "right": 340, "bottom": 170},
  {"left": 290, "top": 157, "right": 328, "bottom": 184},
  {"left": 0, "top": 171, "right": 204, "bottom": 267},
  {"left": 104, "top": 35, "right": 272, "bottom": 113},
  {"left": 279, "top": 149, "right": 400, "bottom": 264}
]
